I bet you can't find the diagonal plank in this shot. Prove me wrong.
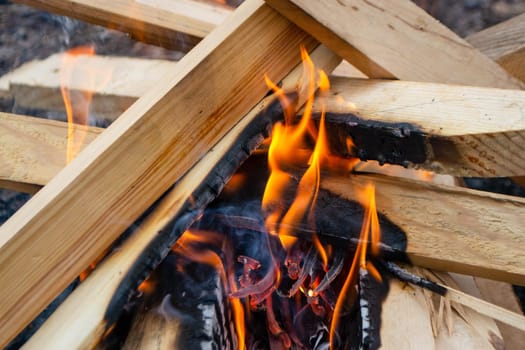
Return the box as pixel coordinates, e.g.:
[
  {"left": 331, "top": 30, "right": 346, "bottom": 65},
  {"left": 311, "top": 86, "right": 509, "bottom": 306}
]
[
  {"left": 15, "top": 0, "right": 524, "bottom": 81},
  {"left": 315, "top": 77, "right": 525, "bottom": 177},
  {"left": 264, "top": 0, "right": 523, "bottom": 89},
  {"left": 22, "top": 44, "right": 342, "bottom": 350},
  {"left": 322, "top": 173, "right": 525, "bottom": 285},
  {"left": 13, "top": 0, "right": 231, "bottom": 51},
  {"left": 466, "top": 13, "right": 525, "bottom": 83},
  {"left": 0, "top": 1, "right": 318, "bottom": 346}
]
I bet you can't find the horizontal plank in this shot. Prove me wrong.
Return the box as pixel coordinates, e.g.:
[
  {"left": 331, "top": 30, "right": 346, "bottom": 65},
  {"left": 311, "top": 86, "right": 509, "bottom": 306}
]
[
  {"left": 265, "top": 0, "right": 523, "bottom": 89},
  {"left": 0, "top": 54, "right": 177, "bottom": 120},
  {"left": 4, "top": 76, "right": 525, "bottom": 191},
  {"left": 315, "top": 77, "right": 525, "bottom": 177},
  {"left": 15, "top": 0, "right": 523, "bottom": 83},
  {"left": 0, "top": 112, "right": 102, "bottom": 190},
  {"left": 0, "top": 1, "right": 318, "bottom": 346},
  {"left": 13, "top": 0, "right": 231, "bottom": 51},
  {"left": 322, "top": 174, "right": 525, "bottom": 285}
]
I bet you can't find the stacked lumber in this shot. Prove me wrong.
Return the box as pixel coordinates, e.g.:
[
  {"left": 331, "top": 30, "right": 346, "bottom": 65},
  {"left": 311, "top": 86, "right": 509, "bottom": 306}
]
[{"left": 0, "top": 0, "right": 524, "bottom": 348}]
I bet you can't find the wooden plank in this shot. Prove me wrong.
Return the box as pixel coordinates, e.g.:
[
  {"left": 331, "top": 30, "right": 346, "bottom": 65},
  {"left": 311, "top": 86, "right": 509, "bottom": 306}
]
[
  {"left": 13, "top": 0, "right": 231, "bottom": 51},
  {"left": 4, "top": 76, "right": 525, "bottom": 190},
  {"left": 314, "top": 76, "right": 525, "bottom": 177},
  {"left": 14, "top": 0, "right": 523, "bottom": 83},
  {"left": 0, "top": 112, "right": 102, "bottom": 191},
  {"left": 473, "top": 277, "right": 525, "bottom": 348},
  {"left": 22, "top": 44, "right": 341, "bottom": 350},
  {"left": 466, "top": 13, "right": 525, "bottom": 83},
  {"left": 322, "top": 174, "right": 525, "bottom": 285},
  {"left": 0, "top": 1, "right": 318, "bottom": 346},
  {"left": 264, "top": 0, "right": 523, "bottom": 89},
  {"left": 0, "top": 54, "right": 177, "bottom": 120}
]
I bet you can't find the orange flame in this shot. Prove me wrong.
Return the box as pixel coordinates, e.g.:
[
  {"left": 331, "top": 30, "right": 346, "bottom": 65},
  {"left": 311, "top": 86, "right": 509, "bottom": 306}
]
[
  {"left": 262, "top": 48, "right": 327, "bottom": 252},
  {"left": 60, "top": 46, "right": 112, "bottom": 163},
  {"left": 263, "top": 49, "right": 357, "bottom": 263},
  {"left": 329, "top": 183, "right": 381, "bottom": 348}
]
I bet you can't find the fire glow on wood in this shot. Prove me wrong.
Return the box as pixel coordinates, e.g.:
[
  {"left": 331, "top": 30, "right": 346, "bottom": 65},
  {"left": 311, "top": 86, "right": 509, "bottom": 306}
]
[{"left": 165, "top": 48, "right": 390, "bottom": 349}]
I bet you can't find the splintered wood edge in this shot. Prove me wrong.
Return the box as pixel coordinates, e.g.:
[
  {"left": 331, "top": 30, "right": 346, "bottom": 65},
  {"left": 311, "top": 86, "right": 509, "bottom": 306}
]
[{"left": 444, "top": 285, "right": 525, "bottom": 332}]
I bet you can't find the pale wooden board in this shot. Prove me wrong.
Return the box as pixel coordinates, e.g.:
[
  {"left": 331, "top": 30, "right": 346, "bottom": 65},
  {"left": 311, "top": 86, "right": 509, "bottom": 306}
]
[
  {"left": 0, "top": 112, "right": 102, "bottom": 188},
  {"left": 13, "top": 0, "right": 231, "bottom": 50},
  {"left": 264, "top": 0, "right": 523, "bottom": 89},
  {"left": 466, "top": 13, "right": 525, "bottom": 63},
  {"left": 317, "top": 76, "right": 525, "bottom": 177},
  {"left": 322, "top": 174, "right": 525, "bottom": 285},
  {"left": 15, "top": 0, "right": 524, "bottom": 84},
  {"left": 466, "top": 13, "right": 525, "bottom": 84},
  {"left": 0, "top": 54, "right": 178, "bottom": 120},
  {"left": 5, "top": 77, "right": 525, "bottom": 189},
  {"left": 0, "top": 1, "right": 319, "bottom": 346}
]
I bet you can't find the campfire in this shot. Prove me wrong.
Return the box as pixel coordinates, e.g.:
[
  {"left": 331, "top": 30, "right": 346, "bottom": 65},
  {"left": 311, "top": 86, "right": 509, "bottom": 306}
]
[
  {"left": 0, "top": 0, "right": 525, "bottom": 349},
  {"left": 143, "top": 50, "right": 402, "bottom": 349}
]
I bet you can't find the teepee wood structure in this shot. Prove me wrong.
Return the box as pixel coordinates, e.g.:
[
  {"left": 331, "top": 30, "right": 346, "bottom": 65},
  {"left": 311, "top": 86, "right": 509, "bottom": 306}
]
[{"left": 1, "top": 0, "right": 525, "bottom": 348}]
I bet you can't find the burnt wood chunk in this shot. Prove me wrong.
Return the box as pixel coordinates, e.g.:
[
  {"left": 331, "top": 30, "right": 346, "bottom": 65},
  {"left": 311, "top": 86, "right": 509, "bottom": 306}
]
[{"left": 310, "top": 77, "right": 525, "bottom": 177}]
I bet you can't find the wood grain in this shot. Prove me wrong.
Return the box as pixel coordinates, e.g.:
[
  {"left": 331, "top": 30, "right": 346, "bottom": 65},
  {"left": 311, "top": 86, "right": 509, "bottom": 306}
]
[
  {"left": 21, "top": 44, "right": 341, "bottom": 350},
  {"left": 0, "top": 1, "right": 318, "bottom": 346},
  {"left": 466, "top": 13, "right": 525, "bottom": 83},
  {"left": 0, "top": 112, "right": 102, "bottom": 190},
  {"left": 13, "top": 0, "right": 231, "bottom": 51},
  {"left": 473, "top": 277, "right": 525, "bottom": 347},
  {"left": 264, "top": 0, "right": 523, "bottom": 89},
  {"left": 316, "top": 76, "right": 525, "bottom": 177},
  {"left": 0, "top": 54, "right": 178, "bottom": 120},
  {"left": 322, "top": 174, "right": 525, "bottom": 285}
]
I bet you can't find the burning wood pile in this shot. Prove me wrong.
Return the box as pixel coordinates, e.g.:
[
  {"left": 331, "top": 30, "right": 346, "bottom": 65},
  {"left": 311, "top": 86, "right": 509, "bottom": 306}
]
[{"left": 0, "top": 0, "right": 525, "bottom": 349}]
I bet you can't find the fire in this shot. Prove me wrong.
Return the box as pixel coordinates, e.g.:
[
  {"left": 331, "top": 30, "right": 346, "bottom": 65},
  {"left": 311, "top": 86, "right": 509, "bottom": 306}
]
[
  {"left": 60, "top": 46, "right": 112, "bottom": 163},
  {"left": 330, "top": 183, "right": 382, "bottom": 348},
  {"left": 168, "top": 48, "right": 386, "bottom": 349}
]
